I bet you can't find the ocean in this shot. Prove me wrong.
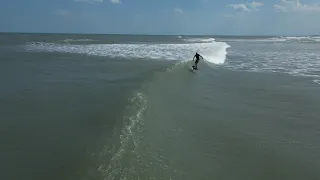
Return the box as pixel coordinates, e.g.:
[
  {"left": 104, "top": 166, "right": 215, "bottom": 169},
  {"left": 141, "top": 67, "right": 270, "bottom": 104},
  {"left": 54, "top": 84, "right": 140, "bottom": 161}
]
[{"left": 1, "top": 33, "right": 320, "bottom": 180}]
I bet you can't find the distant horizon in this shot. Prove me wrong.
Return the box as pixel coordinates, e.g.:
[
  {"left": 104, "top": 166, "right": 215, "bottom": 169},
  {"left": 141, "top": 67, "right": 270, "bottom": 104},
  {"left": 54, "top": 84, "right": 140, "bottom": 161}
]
[{"left": 1, "top": 31, "right": 319, "bottom": 37}]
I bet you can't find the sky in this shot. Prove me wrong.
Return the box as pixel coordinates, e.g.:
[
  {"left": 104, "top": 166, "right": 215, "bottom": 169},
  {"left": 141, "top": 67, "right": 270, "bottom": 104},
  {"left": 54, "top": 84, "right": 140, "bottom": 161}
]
[{"left": 1, "top": 0, "right": 320, "bottom": 35}]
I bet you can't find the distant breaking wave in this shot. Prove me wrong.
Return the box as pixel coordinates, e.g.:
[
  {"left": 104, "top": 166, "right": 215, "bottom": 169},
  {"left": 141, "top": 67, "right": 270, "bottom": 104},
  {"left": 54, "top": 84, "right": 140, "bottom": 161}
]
[
  {"left": 61, "top": 39, "right": 97, "bottom": 43},
  {"left": 224, "top": 37, "right": 320, "bottom": 85},
  {"left": 268, "top": 36, "right": 320, "bottom": 43},
  {"left": 224, "top": 36, "right": 320, "bottom": 43},
  {"left": 24, "top": 39, "right": 230, "bottom": 65},
  {"left": 182, "top": 38, "right": 216, "bottom": 43}
]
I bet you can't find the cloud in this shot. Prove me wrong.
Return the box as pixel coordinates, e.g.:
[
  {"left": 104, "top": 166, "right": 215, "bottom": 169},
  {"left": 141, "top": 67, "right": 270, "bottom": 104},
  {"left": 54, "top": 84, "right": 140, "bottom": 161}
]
[
  {"left": 274, "top": 0, "right": 320, "bottom": 13},
  {"left": 227, "top": 4, "right": 251, "bottom": 11},
  {"left": 227, "top": 1, "right": 263, "bottom": 12},
  {"left": 53, "top": 9, "right": 70, "bottom": 16},
  {"left": 249, "top": 1, "right": 264, "bottom": 10},
  {"left": 73, "top": 0, "right": 103, "bottom": 3},
  {"left": 174, "top": 8, "right": 183, "bottom": 14},
  {"left": 110, "top": 0, "right": 121, "bottom": 4}
]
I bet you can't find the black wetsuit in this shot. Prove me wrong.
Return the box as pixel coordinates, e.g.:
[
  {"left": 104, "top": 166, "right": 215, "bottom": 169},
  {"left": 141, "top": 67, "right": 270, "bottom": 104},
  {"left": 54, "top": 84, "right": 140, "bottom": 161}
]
[
  {"left": 195, "top": 53, "right": 200, "bottom": 63},
  {"left": 193, "top": 53, "right": 201, "bottom": 69}
]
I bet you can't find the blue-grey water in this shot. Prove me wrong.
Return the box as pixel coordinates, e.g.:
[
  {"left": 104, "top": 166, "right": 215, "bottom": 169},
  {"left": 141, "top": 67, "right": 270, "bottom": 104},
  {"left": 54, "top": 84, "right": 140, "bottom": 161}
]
[{"left": 1, "top": 33, "right": 320, "bottom": 180}]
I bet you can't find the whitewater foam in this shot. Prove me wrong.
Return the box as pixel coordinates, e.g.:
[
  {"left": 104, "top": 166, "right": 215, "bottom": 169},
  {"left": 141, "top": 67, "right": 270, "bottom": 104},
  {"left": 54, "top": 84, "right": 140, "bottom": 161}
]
[
  {"left": 225, "top": 40, "right": 320, "bottom": 85},
  {"left": 223, "top": 36, "right": 320, "bottom": 43},
  {"left": 62, "top": 39, "right": 97, "bottom": 43},
  {"left": 24, "top": 39, "right": 230, "bottom": 65},
  {"left": 99, "top": 91, "right": 148, "bottom": 180},
  {"left": 183, "top": 38, "right": 216, "bottom": 43},
  {"left": 314, "top": 79, "right": 320, "bottom": 85}
]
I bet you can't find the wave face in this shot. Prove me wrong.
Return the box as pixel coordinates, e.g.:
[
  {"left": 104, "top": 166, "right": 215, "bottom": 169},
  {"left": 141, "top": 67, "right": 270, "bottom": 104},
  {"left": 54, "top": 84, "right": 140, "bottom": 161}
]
[{"left": 24, "top": 38, "right": 230, "bottom": 64}]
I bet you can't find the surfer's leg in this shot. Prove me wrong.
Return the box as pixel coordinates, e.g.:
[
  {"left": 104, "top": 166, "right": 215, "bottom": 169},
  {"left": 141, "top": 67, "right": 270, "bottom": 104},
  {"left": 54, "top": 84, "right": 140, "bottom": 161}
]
[{"left": 194, "top": 60, "right": 199, "bottom": 69}]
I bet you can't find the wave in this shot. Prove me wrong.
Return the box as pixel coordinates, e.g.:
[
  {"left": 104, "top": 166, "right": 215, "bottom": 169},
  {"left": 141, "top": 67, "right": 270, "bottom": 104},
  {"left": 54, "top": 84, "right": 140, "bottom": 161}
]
[
  {"left": 62, "top": 39, "right": 97, "bottom": 43},
  {"left": 224, "top": 36, "right": 320, "bottom": 43},
  {"left": 24, "top": 40, "right": 230, "bottom": 65},
  {"left": 97, "top": 60, "right": 208, "bottom": 179},
  {"left": 98, "top": 91, "right": 148, "bottom": 180},
  {"left": 224, "top": 41, "right": 320, "bottom": 85},
  {"left": 183, "top": 37, "right": 216, "bottom": 43},
  {"left": 272, "top": 36, "right": 320, "bottom": 43}
]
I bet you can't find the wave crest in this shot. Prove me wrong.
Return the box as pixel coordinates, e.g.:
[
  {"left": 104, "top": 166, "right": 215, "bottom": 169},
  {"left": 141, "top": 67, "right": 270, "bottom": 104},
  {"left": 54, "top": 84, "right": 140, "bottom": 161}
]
[
  {"left": 24, "top": 39, "right": 230, "bottom": 65},
  {"left": 225, "top": 36, "right": 320, "bottom": 43},
  {"left": 183, "top": 38, "right": 216, "bottom": 43}
]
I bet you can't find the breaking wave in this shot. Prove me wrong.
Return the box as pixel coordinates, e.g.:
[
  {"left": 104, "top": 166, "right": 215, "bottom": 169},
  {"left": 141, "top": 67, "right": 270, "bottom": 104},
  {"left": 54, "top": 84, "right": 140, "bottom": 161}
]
[
  {"left": 225, "top": 38, "right": 320, "bottom": 85},
  {"left": 24, "top": 39, "right": 230, "bottom": 65},
  {"left": 269, "top": 36, "right": 320, "bottom": 43},
  {"left": 62, "top": 39, "right": 97, "bottom": 43},
  {"left": 224, "top": 36, "right": 320, "bottom": 43},
  {"left": 183, "top": 38, "right": 216, "bottom": 43}
]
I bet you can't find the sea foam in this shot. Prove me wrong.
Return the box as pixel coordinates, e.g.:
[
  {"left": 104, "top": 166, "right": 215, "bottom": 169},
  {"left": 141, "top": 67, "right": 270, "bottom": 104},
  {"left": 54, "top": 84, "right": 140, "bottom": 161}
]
[{"left": 24, "top": 38, "right": 230, "bottom": 65}]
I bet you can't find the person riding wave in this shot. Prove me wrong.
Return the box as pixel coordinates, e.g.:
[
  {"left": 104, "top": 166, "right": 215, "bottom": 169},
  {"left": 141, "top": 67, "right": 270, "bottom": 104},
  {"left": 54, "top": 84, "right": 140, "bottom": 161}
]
[{"left": 192, "top": 52, "right": 203, "bottom": 70}]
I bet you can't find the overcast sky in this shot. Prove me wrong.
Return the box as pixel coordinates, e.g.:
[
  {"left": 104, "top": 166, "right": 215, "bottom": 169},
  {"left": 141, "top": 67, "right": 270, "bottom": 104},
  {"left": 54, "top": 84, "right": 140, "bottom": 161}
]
[{"left": 1, "top": 0, "right": 320, "bottom": 35}]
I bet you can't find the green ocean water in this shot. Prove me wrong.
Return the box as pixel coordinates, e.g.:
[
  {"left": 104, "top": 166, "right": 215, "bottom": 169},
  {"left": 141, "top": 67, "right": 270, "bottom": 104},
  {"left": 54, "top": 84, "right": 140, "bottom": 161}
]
[{"left": 1, "top": 33, "right": 320, "bottom": 180}]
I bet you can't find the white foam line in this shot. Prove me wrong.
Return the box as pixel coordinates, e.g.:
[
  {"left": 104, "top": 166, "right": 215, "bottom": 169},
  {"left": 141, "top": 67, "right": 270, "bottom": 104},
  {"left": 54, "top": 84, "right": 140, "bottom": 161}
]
[
  {"left": 62, "top": 39, "right": 97, "bottom": 43},
  {"left": 313, "top": 79, "right": 320, "bottom": 85},
  {"left": 101, "top": 91, "right": 148, "bottom": 179},
  {"left": 183, "top": 37, "right": 216, "bottom": 43},
  {"left": 24, "top": 40, "right": 230, "bottom": 65},
  {"left": 224, "top": 36, "right": 320, "bottom": 43}
]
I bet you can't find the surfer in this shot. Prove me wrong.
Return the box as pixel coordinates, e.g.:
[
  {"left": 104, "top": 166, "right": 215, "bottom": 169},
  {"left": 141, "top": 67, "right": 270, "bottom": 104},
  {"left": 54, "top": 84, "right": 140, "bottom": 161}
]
[{"left": 192, "top": 52, "right": 203, "bottom": 70}]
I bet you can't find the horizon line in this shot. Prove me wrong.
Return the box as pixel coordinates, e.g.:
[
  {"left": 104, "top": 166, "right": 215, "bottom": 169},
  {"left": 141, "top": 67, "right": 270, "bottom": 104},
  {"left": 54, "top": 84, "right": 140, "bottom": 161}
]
[{"left": 0, "top": 31, "right": 319, "bottom": 37}]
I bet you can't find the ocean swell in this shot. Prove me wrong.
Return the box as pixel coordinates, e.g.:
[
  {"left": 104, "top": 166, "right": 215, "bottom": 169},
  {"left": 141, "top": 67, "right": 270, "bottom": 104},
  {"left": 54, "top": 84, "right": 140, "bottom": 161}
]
[{"left": 24, "top": 39, "right": 230, "bottom": 65}]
